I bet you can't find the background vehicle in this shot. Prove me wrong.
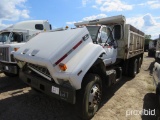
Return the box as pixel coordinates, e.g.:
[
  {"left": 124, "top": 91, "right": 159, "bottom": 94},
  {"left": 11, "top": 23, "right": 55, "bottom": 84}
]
[
  {"left": 144, "top": 35, "right": 152, "bottom": 52},
  {"left": 0, "top": 20, "right": 52, "bottom": 77},
  {"left": 155, "top": 35, "right": 160, "bottom": 62},
  {"left": 14, "top": 15, "right": 144, "bottom": 119},
  {"left": 148, "top": 40, "right": 157, "bottom": 57},
  {"left": 153, "top": 35, "right": 160, "bottom": 108}
]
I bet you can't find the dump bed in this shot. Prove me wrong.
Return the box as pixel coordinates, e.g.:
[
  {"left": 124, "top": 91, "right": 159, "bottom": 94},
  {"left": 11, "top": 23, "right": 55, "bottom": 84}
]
[{"left": 117, "top": 24, "right": 144, "bottom": 59}]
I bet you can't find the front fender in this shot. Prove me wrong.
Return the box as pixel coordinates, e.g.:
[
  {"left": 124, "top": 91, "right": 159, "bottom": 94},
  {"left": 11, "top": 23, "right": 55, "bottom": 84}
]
[{"left": 68, "top": 43, "right": 105, "bottom": 90}]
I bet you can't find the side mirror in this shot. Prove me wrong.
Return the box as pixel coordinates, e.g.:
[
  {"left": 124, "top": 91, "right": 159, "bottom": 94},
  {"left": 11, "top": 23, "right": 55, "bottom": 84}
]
[{"left": 113, "top": 25, "right": 122, "bottom": 40}]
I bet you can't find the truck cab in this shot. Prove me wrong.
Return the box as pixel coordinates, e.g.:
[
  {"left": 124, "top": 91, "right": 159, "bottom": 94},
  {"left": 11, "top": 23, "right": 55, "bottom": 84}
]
[
  {"left": 0, "top": 20, "right": 52, "bottom": 77},
  {"left": 0, "top": 31, "right": 28, "bottom": 44},
  {"left": 86, "top": 25, "right": 118, "bottom": 65}
]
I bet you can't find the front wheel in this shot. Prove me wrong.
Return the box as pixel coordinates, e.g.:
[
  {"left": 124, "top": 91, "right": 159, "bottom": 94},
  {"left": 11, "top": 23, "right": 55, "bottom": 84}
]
[{"left": 76, "top": 73, "right": 102, "bottom": 120}]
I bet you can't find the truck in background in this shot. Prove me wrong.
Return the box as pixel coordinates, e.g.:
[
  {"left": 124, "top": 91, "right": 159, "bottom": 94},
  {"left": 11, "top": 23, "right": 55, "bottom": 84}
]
[
  {"left": 0, "top": 20, "right": 52, "bottom": 77},
  {"left": 148, "top": 40, "right": 157, "bottom": 57},
  {"left": 144, "top": 39, "right": 150, "bottom": 52},
  {"left": 155, "top": 35, "right": 160, "bottom": 61},
  {"left": 14, "top": 15, "right": 144, "bottom": 119},
  {"left": 153, "top": 35, "right": 160, "bottom": 108}
]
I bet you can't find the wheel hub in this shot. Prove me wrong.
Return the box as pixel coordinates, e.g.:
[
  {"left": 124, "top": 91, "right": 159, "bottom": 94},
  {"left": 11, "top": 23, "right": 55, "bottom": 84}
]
[
  {"left": 134, "top": 60, "right": 137, "bottom": 74},
  {"left": 89, "top": 84, "right": 101, "bottom": 108}
]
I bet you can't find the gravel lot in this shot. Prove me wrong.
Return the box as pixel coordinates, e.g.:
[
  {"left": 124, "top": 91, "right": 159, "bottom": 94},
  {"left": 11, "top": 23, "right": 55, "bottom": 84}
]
[{"left": 0, "top": 52, "right": 159, "bottom": 120}]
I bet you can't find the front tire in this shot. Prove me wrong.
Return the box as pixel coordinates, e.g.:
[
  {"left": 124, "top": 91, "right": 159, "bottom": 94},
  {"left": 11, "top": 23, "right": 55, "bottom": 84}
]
[{"left": 76, "top": 73, "right": 102, "bottom": 120}]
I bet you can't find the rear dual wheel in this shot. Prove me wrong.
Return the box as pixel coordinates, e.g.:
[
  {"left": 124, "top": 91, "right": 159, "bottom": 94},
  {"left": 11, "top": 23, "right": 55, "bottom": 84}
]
[
  {"left": 137, "top": 57, "right": 142, "bottom": 73},
  {"left": 128, "top": 58, "right": 138, "bottom": 77},
  {"left": 128, "top": 57, "right": 142, "bottom": 77}
]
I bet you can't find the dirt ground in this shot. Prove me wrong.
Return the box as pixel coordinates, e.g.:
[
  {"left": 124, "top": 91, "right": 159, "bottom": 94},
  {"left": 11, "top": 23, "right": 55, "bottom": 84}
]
[{"left": 0, "top": 52, "right": 159, "bottom": 120}]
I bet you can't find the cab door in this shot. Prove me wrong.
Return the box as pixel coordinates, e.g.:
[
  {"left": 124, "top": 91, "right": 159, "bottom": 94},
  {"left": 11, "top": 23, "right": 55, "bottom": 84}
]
[{"left": 99, "top": 26, "right": 117, "bottom": 66}]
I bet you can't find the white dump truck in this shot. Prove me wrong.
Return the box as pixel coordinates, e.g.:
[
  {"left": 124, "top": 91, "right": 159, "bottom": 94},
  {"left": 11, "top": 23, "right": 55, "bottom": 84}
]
[
  {"left": 14, "top": 15, "right": 144, "bottom": 119},
  {"left": 0, "top": 20, "right": 52, "bottom": 77}
]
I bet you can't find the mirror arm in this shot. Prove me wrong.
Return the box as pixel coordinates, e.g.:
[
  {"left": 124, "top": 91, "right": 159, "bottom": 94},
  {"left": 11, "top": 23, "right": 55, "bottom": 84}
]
[{"left": 104, "top": 26, "right": 115, "bottom": 46}]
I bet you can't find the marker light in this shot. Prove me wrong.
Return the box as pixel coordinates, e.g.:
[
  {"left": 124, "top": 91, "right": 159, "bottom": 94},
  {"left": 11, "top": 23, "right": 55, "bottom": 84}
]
[
  {"left": 66, "top": 26, "right": 69, "bottom": 29},
  {"left": 59, "top": 63, "right": 67, "bottom": 71},
  {"left": 14, "top": 48, "right": 19, "bottom": 51}
]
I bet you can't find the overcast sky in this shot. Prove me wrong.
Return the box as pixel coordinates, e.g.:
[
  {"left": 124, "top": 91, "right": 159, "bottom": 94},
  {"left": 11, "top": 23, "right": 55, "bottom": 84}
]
[{"left": 0, "top": 0, "right": 160, "bottom": 39}]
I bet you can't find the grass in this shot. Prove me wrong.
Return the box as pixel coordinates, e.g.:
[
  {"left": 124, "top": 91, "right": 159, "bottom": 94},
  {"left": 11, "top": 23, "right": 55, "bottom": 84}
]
[{"left": 147, "top": 84, "right": 156, "bottom": 92}]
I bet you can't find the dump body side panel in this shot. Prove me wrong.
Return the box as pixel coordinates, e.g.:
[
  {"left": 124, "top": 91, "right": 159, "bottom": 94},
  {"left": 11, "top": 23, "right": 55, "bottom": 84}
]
[{"left": 117, "top": 24, "right": 144, "bottom": 59}]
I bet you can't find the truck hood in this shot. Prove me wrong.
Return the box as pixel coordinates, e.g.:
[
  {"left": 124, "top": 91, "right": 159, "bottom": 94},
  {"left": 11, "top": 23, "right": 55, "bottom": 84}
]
[
  {"left": 0, "top": 43, "right": 26, "bottom": 48},
  {"left": 14, "top": 27, "right": 88, "bottom": 65}
]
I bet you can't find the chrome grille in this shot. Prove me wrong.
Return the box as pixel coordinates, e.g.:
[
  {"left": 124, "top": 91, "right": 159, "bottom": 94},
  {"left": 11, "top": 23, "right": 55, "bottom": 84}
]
[
  {"left": 0, "top": 47, "right": 9, "bottom": 61},
  {"left": 28, "top": 63, "right": 51, "bottom": 79}
]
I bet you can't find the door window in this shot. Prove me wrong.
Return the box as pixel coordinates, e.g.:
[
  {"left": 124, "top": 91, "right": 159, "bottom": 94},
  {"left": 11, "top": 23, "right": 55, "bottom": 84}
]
[
  {"left": 35, "top": 24, "right": 44, "bottom": 30},
  {"left": 0, "top": 32, "right": 10, "bottom": 42},
  {"left": 100, "top": 27, "right": 113, "bottom": 44}
]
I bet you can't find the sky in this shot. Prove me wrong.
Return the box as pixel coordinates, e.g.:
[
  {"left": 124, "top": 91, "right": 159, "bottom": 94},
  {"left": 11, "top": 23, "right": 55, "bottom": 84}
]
[{"left": 0, "top": 0, "right": 160, "bottom": 39}]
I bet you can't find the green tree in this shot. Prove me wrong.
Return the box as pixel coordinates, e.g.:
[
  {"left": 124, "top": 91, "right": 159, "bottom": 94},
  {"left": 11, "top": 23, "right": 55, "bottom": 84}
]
[{"left": 145, "top": 35, "right": 151, "bottom": 39}]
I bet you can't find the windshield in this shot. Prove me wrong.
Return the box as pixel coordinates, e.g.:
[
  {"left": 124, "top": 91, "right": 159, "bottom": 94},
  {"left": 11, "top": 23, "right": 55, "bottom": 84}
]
[
  {"left": 0, "top": 32, "right": 23, "bottom": 43},
  {"left": 86, "top": 26, "right": 100, "bottom": 42},
  {"left": 0, "top": 32, "right": 10, "bottom": 42}
]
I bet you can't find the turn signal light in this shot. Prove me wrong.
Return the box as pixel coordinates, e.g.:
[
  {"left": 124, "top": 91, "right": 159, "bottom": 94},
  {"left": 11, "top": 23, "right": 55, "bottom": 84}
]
[
  {"left": 14, "top": 48, "right": 19, "bottom": 51},
  {"left": 59, "top": 63, "right": 67, "bottom": 71},
  {"left": 65, "top": 26, "right": 69, "bottom": 29}
]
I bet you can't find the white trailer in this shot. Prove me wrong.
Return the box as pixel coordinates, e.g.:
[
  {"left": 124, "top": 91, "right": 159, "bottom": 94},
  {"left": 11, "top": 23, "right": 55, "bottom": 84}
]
[
  {"left": 155, "top": 35, "right": 160, "bottom": 60},
  {"left": 14, "top": 15, "right": 144, "bottom": 119},
  {"left": 0, "top": 20, "right": 52, "bottom": 77}
]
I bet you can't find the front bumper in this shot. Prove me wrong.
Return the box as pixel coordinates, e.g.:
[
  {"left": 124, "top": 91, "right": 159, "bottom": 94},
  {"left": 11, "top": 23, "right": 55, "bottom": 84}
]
[
  {"left": 0, "top": 62, "right": 18, "bottom": 74},
  {"left": 19, "top": 70, "right": 76, "bottom": 104}
]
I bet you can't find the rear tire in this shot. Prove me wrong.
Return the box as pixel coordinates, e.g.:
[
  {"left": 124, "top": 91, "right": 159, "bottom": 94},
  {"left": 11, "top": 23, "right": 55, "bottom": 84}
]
[
  {"left": 76, "top": 73, "right": 102, "bottom": 120},
  {"left": 3, "top": 72, "right": 18, "bottom": 77},
  {"left": 128, "top": 58, "right": 138, "bottom": 77},
  {"left": 137, "top": 57, "right": 142, "bottom": 73}
]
